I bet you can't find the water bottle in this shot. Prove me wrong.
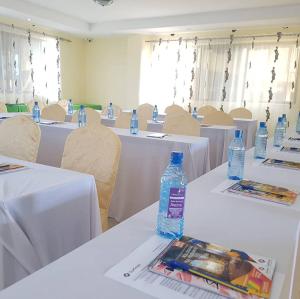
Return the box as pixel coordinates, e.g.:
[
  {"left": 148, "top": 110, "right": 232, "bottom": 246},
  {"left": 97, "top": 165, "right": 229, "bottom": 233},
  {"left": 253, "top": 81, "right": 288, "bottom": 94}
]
[
  {"left": 130, "top": 109, "right": 139, "bottom": 134},
  {"left": 254, "top": 122, "right": 268, "bottom": 159},
  {"left": 78, "top": 105, "right": 87, "bottom": 127},
  {"left": 228, "top": 130, "right": 245, "bottom": 180},
  {"left": 152, "top": 105, "right": 158, "bottom": 122},
  {"left": 157, "top": 151, "right": 187, "bottom": 239},
  {"left": 282, "top": 114, "right": 287, "bottom": 131},
  {"left": 273, "top": 117, "right": 285, "bottom": 147},
  {"left": 67, "top": 99, "right": 73, "bottom": 115},
  {"left": 192, "top": 107, "right": 198, "bottom": 119},
  {"left": 296, "top": 112, "right": 300, "bottom": 134},
  {"left": 32, "top": 101, "right": 40, "bottom": 123},
  {"left": 107, "top": 102, "right": 114, "bottom": 119}
]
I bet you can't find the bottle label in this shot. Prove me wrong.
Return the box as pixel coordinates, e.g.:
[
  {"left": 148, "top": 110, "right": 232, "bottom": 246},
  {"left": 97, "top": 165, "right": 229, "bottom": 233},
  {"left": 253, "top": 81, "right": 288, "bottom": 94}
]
[{"left": 167, "top": 187, "right": 185, "bottom": 219}]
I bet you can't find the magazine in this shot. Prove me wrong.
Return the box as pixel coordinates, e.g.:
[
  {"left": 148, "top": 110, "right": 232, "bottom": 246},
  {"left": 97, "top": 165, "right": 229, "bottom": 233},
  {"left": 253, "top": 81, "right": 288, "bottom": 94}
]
[
  {"left": 280, "top": 146, "right": 300, "bottom": 153},
  {"left": 226, "top": 180, "right": 297, "bottom": 206},
  {"left": 262, "top": 158, "right": 300, "bottom": 170},
  {"left": 0, "top": 163, "right": 26, "bottom": 174},
  {"left": 149, "top": 236, "right": 275, "bottom": 299}
]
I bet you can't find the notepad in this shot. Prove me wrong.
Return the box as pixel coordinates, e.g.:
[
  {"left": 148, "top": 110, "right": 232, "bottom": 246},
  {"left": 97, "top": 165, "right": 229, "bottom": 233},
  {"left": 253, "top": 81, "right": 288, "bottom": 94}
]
[{"left": 147, "top": 133, "right": 167, "bottom": 139}]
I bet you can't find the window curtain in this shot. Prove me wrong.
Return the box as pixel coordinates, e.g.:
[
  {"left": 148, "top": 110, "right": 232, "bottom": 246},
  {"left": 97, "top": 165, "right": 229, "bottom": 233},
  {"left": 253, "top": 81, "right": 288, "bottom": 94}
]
[
  {"left": 0, "top": 26, "right": 61, "bottom": 104},
  {"left": 140, "top": 35, "right": 300, "bottom": 125}
]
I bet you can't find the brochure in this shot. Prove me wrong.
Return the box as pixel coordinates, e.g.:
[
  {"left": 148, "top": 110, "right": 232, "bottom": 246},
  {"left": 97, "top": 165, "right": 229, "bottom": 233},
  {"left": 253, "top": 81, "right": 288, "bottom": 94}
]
[
  {"left": 280, "top": 146, "right": 300, "bottom": 153},
  {"left": 0, "top": 163, "right": 26, "bottom": 174},
  {"left": 147, "top": 133, "right": 168, "bottom": 139},
  {"left": 226, "top": 180, "right": 297, "bottom": 206},
  {"left": 262, "top": 158, "right": 300, "bottom": 170}
]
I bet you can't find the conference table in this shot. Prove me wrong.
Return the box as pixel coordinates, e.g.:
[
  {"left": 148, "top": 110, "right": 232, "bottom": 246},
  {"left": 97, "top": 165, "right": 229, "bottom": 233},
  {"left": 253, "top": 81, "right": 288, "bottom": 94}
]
[
  {"left": 34, "top": 122, "right": 210, "bottom": 222},
  {"left": 101, "top": 116, "right": 236, "bottom": 169},
  {"left": 0, "top": 155, "right": 100, "bottom": 290},
  {"left": 1, "top": 133, "right": 300, "bottom": 298}
]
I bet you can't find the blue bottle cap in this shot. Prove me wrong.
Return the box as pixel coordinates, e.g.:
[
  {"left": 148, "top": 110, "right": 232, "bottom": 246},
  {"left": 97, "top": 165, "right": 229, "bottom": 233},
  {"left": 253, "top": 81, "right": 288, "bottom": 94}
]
[
  {"left": 69, "top": 99, "right": 72, "bottom": 102},
  {"left": 154, "top": 105, "right": 157, "bottom": 108},
  {"left": 34, "top": 101, "right": 38, "bottom": 105},
  {"left": 80, "top": 104, "right": 84, "bottom": 109},
  {"left": 171, "top": 151, "right": 183, "bottom": 165},
  {"left": 110, "top": 102, "right": 112, "bottom": 105},
  {"left": 193, "top": 107, "right": 197, "bottom": 111},
  {"left": 282, "top": 114, "right": 286, "bottom": 118},
  {"left": 133, "top": 109, "right": 136, "bottom": 114},
  {"left": 259, "top": 122, "right": 266, "bottom": 128},
  {"left": 235, "top": 129, "right": 243, "bottom": 138},
  {"left": 278, "top": 116, "right": 282, "bottom": 122}
]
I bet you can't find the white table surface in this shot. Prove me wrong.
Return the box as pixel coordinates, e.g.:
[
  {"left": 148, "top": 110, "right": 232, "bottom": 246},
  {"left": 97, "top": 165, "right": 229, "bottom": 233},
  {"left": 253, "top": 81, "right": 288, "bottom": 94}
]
[
  {"left": 1, "top": 135, "right": 300, "bottom": 298},
  {"left": 32, "top": 122, "right": 210, "bottom": 222},
  {"left": 0, "top": 155, "right": 100, "bottom": 290}
]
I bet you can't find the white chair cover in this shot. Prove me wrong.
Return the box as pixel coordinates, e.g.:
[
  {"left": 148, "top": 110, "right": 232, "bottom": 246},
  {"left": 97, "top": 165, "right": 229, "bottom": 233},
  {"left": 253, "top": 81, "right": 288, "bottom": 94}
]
[
  {"left": 0, "top": 116, "right": 41, "bottom": 162},
  {"left": 0, "top": 102, "right": 7, "bottom": 112},
  {"left": 164, "top": 104, "right": 186, "bottom": 115},
  {"left": 61, "top": 124, "right": 121, "bottom": 231},
  {"left": 137, "top": 103, "right": 154, "bottom": 131},
  {"left": 41, "top": 104, "right": 66, "bottom": 122},
  {"left": 71, "top": 108, "right": 100, "bottom": 126},
  {"left": 229, "top": 107, "right": 252, "bottom": 119},
  {"left": 163, "top": 113, "right": 200, "bottom": 136},
  {"left": 57, "top": 99, "right": 69, "bottom": 111},
  {"left": 202, "top": 111, "right": 234, "bottom": 126},
  {"left": 197, "top": 105, "right": 217, "bottom": 117},
  {"left": 115, "top": 112, "right": 131, "bottom": 129}
]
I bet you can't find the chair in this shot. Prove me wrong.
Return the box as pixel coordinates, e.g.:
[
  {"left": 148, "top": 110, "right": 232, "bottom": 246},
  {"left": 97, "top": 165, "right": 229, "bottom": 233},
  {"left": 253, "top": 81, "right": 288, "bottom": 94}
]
[
  {"left": 102, "top": 104, "right": 122, "bottom": 118},
  {"left": 41, "top": 104, "right": 66, "bottom": 122},
  {"left": 229, "top": 107, "right": 252, "bottom": 119},
  {"left": 164, "top": 104, "right": 186, "bottom": 116},
  {"left": 71, "top": 108, "right": 100, "bottom": 126},
  {"left": 61, "top": 124, "right": 121, "bottom": 232},
  {"left": 115, "top": 112, "right": 131, "bottom": 129},
  {"left": 197, "top": 105, "right": 217, "bottom": 117},
  {"left": 163, "top": 113, "right": 200, "bottom": 136},
  {"left": 57, "top": 99, "right": 69, "bottom": 111},
  {"left": 0, "top": 102, "right": 7, "bottom": 112},
  {"left": 138, "top": 103, "right": 154, "bottom": 131},
  {"left": 0, "top": 115, "right": 41, "bottom": 162},
  {"left": 202, "top": 111, "right": 234, "bottom": 126}
]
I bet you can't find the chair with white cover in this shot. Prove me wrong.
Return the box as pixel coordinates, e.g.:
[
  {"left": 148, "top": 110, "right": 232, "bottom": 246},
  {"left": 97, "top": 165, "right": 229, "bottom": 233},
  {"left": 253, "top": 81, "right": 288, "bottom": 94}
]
[
  {"left": 71, "top": 108, "right": 100, "bottom": 126},
  {"left": 229, "top": 107, "right": 252, "bottom": 119},
  {"left": 61, "top": 124, "right": 121, "bottom": 231},
  {"left": 197, "top": 105, "right": 217, "bottom": 117},
  {"left": 0, "top": 102, "right": 7, "bottom": 112},
  {"left": 165, "top": 104, "right": 186, "bottom": 116},
  {"left": 163, "top": 113, "right": 200, "bottom": 136},
  {"left": 138, "top": 103, "right": 154, "bottom": 131},
  {"left": 115, "top": 112, "right": 131, "bottom": 129},
  {"left": 102, "top": 104, "right": 122, "bottom": 118},
  {"left": 0, "top": 115, "right": 41, "bottom": 162},
  {"left": 57, "top": 99, "right": 69, "bottom": 111},
  {"left": 202, "top": 111, "right": 234, "bottom": 126},
  {"left": 41, "top": 104, "right": 66, "bottom": 122}
]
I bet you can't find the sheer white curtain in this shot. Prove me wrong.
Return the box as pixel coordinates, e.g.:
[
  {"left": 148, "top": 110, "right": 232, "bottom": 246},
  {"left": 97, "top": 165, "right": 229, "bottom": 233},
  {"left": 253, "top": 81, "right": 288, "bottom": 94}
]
[
  {"left": 140, "top": 35, "right": 300, "bottom": 124},
  {"left": 0, "top": 26, "right": 60, "bottom": 104}
]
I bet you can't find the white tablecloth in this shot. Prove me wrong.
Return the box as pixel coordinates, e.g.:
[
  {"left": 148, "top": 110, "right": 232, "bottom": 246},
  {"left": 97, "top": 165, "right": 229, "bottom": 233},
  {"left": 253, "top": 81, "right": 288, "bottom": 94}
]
[
  {"left": 0, "top": 156, "right": 100, "bottom": 290},
  {"left": 34, "top": 123, "right": 210, "bottom": 222},
  {"left": 1, "top": 136, "right": 300, "bottom": 298}
]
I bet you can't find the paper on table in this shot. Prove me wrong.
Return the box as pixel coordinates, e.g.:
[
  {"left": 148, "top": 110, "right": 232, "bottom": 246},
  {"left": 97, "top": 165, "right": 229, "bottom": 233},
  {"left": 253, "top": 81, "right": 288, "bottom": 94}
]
[{"left": 105, "top": 235, "right": 284, "bottom": 299}]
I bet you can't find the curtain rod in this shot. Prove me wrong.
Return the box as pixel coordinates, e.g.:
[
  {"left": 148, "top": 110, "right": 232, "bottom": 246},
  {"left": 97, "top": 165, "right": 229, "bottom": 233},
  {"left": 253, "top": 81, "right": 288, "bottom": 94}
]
[
  {"left": 145, "top": 32, "right": 300, "bottom": 43},
  {"left": 0, "top": 22, "right": 72, "bottom": 43}
]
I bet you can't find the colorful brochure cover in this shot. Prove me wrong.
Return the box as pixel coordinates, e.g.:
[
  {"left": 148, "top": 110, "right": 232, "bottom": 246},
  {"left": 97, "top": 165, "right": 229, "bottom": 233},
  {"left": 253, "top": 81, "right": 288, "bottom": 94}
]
[
  {"left": 226, "top": 180, "right": 297, "bottom": 206},
  {"left": 0, "top": 163, "right": 26, "bottom": 174},
  {"left": 149, "top": 236, "right": 275, "bottom": 299},
  {"left": 280, "top": 146, "right": 300, "bottom": 153},
  {"left": 262, "top": 158, "right": 300, "bottom": 170}
]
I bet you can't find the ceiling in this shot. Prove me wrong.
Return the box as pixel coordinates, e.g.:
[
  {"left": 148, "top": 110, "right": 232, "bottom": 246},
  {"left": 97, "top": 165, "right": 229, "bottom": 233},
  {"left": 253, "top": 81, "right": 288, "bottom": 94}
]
[{"left": 0, "top": 0, "right": 300, "bottom": 36}]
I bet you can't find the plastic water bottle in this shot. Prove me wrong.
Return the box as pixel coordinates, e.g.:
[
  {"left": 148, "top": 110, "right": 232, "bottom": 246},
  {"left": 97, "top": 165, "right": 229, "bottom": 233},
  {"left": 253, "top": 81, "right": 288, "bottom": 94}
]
[
  {"left": 78, "top": 105, "right": 87, "bottom": 127},
  {"left": 192, "top": 107, "right": 198, "bottom": 119},
  {"left": 157, "top": 152, "right": 187, "bottom": 239},
  {"left": 273, "top": 117, "right": 285, "bottom": 147},
  {"left": 107, "top": 102, "right": 114, "bottom": 119},
  {"left": 282, "top": 114, "right": 287, "bottom": 131},
  {"left": 296, "top": 112, "right": 300, "bottom": 134},
  {"left": 254, "top": 122, "right": 268, "bottom": 159},
  {"left": 130, "top": 109, "right": 139, "bottom": 134},
  {"left": 228, "top": 130, "right": 245, "bottom": 180},
  {"left": 32, "top": 101, "right": 40, "bottom": 123},
  {"left": 152, "top": 105, "right": 158, "bottom": 122},
  {"left": 67, "top": 99, "right": 73, "bottom": 115}
]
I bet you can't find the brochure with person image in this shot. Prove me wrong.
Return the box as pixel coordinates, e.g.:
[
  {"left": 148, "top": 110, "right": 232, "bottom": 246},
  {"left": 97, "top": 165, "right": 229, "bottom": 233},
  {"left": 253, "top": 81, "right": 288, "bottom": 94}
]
[
  {"left": 262, "top": 158, "right": 300, "bottom": 170},
  {"left": 226, "top": 180, "right": 298, "bottom": 206},
  {"left": 149, "top": 236, "right": 275, "bottom": 299}
]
